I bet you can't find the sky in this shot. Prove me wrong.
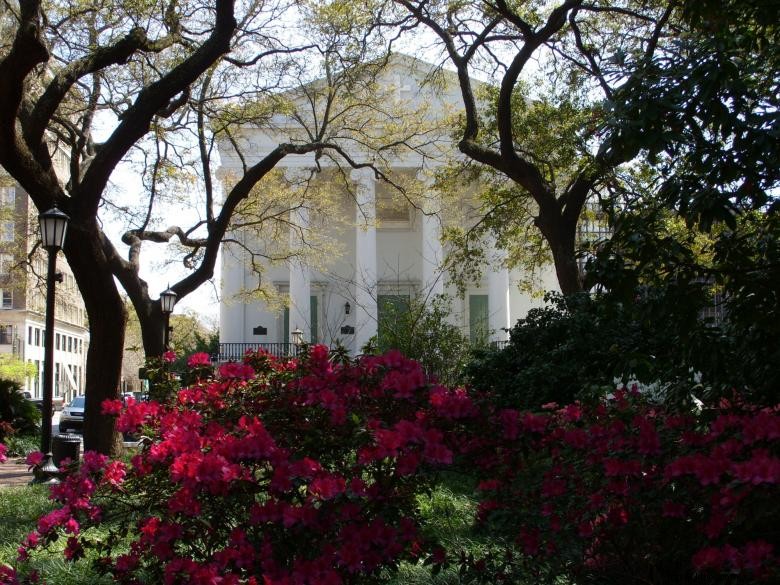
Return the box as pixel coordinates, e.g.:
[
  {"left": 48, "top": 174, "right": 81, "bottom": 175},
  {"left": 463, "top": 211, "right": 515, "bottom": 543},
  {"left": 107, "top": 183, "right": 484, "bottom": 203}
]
[{"left": 96, "top": 113, "right": 221, "bottom": 328}]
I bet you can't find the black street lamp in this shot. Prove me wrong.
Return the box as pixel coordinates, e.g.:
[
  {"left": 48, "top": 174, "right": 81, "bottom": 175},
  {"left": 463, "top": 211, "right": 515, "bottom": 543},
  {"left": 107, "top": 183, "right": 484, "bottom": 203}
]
[
  {"left": 34, "top": 207, "right": 69, "bottom": 483},
  {"left": 160, "top": 286, "right": 177, "bottom": 350}
]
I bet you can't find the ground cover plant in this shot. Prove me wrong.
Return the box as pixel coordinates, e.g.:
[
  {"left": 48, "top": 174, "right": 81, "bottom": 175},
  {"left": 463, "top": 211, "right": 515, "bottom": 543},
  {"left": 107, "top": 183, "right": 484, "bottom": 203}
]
[{"left": 0, "top": 481, "right": 112, "bottom": 585}]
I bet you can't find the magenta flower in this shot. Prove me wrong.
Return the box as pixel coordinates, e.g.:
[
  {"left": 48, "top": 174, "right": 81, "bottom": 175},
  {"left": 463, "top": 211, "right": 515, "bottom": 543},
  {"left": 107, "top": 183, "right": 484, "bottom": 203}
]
[{"left": 187, "top": 352, "right": 212, "bottom": 368}]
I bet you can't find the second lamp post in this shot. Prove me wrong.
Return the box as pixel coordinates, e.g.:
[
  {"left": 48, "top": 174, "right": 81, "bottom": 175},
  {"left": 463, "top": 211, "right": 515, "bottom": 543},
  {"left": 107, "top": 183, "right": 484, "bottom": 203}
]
[{"left": 160, "top": 286, "right": 177, "bottom": 350}]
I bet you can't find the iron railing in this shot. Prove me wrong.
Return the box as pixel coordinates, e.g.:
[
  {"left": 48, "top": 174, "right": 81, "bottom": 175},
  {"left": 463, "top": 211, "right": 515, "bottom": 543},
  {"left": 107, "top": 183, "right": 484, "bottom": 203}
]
[{"left": 215, "top": 342, "right": 301, "bottom": 362}]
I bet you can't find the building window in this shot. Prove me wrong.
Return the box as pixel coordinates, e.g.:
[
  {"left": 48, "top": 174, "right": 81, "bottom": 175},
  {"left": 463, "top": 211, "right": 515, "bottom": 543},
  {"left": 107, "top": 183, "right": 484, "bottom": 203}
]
[
  {"left": 68, "top": 336, "right": 73, "bottom": 352},
  {"left": 55, "top": 363, "right": 60, "bottom": 397},
  {"left": 0, "top": 289, "right": 11, "bottom": 309},
  {"left": 28, "top": 325, "right": 32, "bottom": 345},
  {"left": 0, "top": 221, "right": 13, "bottom": 242},
  {"left": 0, "top": 186, "right": 14, "bottom": 207},
  {"left": 0, "top": 325, "right": 12, "bottom": 345},
  {"left": 34, "top": 328, "right": 40, "bottom": 346},
  {"left": 55, "top": 333, "right": 60, "bottom": 350},
  {"left": 468, "top": 294, "right": 489, "bottom": 346},
  {"left": 375, "top": 179, "right": 412, "bottom": 228}
]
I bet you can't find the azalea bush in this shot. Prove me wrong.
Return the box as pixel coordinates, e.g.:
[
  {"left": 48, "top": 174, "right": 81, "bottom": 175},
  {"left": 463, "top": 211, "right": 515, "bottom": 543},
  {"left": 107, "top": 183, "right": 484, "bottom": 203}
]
[
  {"left": 6, "top": 346, "right": 474, "bottom": 584},
  {"left": 461, "top": 390, "right": 780, "bottom": 584}
]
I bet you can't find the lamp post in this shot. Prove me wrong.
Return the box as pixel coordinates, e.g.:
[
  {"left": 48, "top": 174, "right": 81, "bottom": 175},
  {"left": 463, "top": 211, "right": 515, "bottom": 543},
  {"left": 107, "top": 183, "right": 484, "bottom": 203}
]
[
  {"left": 291, "top": 327, "right": 303, "bottom": 346},
  {"left": 34, "top": 207, "right": 69, "bottom": 483},
  {"left": 160, "top": 286, "right": 177, "bottom": 350}
]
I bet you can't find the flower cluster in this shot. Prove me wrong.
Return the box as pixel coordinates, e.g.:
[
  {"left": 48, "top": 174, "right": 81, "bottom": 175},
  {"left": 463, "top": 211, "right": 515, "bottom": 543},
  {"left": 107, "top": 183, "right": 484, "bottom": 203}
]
[
  {"left": 0, "top": 442, "right": 6, "bottom": 463},
  {"left": 12, "top": 346, "right": 472, "bottom": 584},
  {"left": 464, "top": 389, "right": 780, "bottom": 584}
]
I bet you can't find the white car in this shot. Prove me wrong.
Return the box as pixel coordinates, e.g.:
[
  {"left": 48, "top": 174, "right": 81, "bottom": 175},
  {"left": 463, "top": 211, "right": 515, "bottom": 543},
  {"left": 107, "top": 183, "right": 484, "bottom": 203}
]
[{"left": 59, "top": 395, "right": 85, "bottom": 434}]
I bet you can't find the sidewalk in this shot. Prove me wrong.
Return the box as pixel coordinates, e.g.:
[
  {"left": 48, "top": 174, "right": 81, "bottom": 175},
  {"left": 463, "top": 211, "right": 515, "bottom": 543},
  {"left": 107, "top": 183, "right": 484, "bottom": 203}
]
[{"left": 0, "top": 460, "right": 34, "bottom": 488}]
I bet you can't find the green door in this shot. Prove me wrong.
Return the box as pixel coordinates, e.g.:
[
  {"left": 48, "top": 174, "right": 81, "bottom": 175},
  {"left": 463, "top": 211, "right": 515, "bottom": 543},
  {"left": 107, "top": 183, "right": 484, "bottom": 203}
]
[
  {"left": 469, "top": 294, "right": 489, "bottom": 346},
  {"left": 377, "top": 294, "right": 409, "bottom": 341},
  {"left": 310, "top": 295, "right": 319, "bottom": 344}
]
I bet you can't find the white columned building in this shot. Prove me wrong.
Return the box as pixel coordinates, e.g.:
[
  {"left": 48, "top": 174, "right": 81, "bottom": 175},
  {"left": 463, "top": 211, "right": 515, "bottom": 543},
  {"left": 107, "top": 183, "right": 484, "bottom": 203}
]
[
  {"left": 419, "top": 171, "right": 444, "bottom": 300},
  {"left": 352, "top": 167, "right": 378, "bottom": 353},
  {"left": 216, "top": 54, "right": 560, "bottom": 359},
  {"left": 288, "top": 203, "right": 311, "bottom": 343},
  {"left": 487, "top": 241, "right": 511, "bottom": 342}
]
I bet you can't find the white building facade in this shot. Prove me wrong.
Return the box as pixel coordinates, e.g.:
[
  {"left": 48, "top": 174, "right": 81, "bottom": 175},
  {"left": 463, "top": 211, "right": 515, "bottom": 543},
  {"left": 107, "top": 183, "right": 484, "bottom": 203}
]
[{"left": 219, "top": 56, "right": 558, "bottom": 357}]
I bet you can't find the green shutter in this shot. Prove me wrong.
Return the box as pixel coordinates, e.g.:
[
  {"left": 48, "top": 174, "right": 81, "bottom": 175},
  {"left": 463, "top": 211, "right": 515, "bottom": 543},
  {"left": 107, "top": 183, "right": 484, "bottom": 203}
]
[
  {"left": 310, "top": 295, "right": 318, "bottom": 343},
  {"left": 469, "top": 294, "right": 489, "bottom": 346}
]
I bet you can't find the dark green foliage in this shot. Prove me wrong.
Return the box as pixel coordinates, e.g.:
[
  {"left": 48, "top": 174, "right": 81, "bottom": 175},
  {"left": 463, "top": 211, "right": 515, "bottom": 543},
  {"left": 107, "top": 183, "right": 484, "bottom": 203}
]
[
  {"left": 589, "top": 210, "right": 780, "bottom": 406},
  {"left": 465, "top": 291, "right": 728, "bottom": 410},
  {"left": 0, "top": 379, "right": 40, "bottom": 441},
  {"left": 604, "top": 0, "right": 780, "bottom": 229}
]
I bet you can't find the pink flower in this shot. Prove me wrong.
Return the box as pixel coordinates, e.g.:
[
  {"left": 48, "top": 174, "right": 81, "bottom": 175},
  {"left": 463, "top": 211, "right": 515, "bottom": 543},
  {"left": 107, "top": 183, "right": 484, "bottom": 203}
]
[
  {"left": 499, "top": 409, "right": 520, "bottom": 440},
  {"left": 692, "top": 546, "right": 725, "bottom": 571},
  {"left": 101, "top": 460, "right": 127, "bottom": 488},
  {"left": 661, "top": 501, "right": 686, "bottom": 518},
  {"left": 101, "top": 399, "right": 123, "bottom": 415},
  {"left": 308, "top": 474, "right": 346, "bottom": 500},
  {"left": 25, "top": 451, "right": 44, "bottom": 468},
  {"left": 187, "top": 352, "right": 212, "bottom": 368},
  {"left": 162, "top": 350, "right": 177, "bottom": 363},
  {"left": 218, "top": 362, "right": 255, "bottom": 380},
  {"left": 742, "top": 540, "right": 774, "bottom": 571},
  {"left": 0, "top": 443, "right": 7, "bottom": 463}
]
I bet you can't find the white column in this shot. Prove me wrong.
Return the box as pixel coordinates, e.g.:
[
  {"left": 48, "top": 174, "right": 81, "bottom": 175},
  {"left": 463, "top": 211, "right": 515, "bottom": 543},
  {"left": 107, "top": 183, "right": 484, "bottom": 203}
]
[
  {"left": 419, "top": 171, "right": 444, "bottom": 299},
  {"left": 487, "top": 241, "right": 511, "bottom": 343},
  {"left": 288, "top": 171, "right": 311, "bottom": 343},
  {"left": 352, "top": 168, "right": 378, "bottom": 353}
]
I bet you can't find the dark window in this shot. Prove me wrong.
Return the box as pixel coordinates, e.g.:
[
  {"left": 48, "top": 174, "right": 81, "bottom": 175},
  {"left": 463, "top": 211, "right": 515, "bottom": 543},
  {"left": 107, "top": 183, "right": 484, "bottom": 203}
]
[{"left": 0, "top": 325, "right": 12, "bottom": 345}]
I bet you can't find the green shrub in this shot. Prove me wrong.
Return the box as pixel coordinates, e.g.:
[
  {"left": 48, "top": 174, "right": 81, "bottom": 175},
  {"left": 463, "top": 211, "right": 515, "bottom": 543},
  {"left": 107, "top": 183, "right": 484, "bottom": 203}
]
[
  {"left": 0, "top": 380, "right": 40, "bottom": 442},
  {"left": 376, "top": 295, "right": 471, "bottom": 387},
  {"left": 3, "top": 433, "right": 40, "bottom": 458},
  {"left": 465, "top": 291, "right": 712, "bottom": 410}
]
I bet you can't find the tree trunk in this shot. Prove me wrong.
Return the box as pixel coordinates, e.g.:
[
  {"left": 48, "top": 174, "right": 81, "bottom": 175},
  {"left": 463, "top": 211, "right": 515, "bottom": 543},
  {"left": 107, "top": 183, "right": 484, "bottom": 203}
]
[
  {"left": 542, "top": 220, "right": 584, "bottom": 296},
  {"left": 65, "top": 230, "right": 127, "bottom": 456},
  {"left": 550, "top": 242, "right": 583, "bottom": 296},
  {"left": 137, "top": 301, "right": 166, "bottom": 358}
]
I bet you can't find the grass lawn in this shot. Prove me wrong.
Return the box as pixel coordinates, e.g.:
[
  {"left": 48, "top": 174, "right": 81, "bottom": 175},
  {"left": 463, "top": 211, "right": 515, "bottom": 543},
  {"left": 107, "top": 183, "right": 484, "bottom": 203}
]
[{"left": 0, "top": 485, "right": 112, "bottom": 585}]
